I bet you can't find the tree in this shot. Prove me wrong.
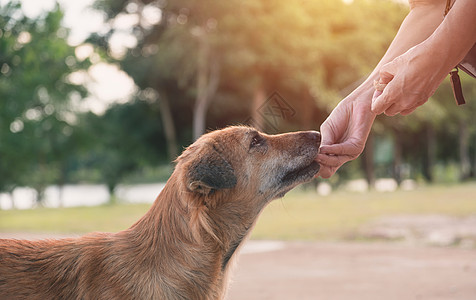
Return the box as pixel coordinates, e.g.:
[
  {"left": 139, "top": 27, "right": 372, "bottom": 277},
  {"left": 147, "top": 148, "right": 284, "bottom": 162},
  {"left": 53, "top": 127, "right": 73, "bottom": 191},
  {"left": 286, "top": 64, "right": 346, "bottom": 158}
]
[
  {"left": 89, "top": 0, "right": 426, "bottom": 186},
  {"left": 431, "top": 74, "right": 476, "bottom": 180},
  {"left": 80, "top": 100, "right": 166, "bottom": 202},
  {"left": 0, "top": 2, "right": 90, "bottom": 206}
]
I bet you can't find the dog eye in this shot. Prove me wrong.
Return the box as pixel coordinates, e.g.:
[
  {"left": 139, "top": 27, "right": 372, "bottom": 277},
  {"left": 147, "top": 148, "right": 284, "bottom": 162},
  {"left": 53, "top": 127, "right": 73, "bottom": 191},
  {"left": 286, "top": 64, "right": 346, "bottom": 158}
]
[{"left": 250, "top": 134, "right": 264, "bottom": 148}]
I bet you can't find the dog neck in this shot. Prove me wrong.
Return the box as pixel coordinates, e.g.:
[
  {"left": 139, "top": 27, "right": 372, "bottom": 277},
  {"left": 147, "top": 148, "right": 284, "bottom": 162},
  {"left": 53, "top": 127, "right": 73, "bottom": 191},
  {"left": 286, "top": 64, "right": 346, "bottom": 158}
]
[{"left": 123, "top": 173, "right": 260, "bottom": 300}]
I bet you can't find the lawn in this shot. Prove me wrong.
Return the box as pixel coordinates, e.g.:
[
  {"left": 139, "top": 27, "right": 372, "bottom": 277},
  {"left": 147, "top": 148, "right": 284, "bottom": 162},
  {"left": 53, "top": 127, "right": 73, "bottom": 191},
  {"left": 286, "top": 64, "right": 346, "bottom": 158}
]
[{"left": 1, "top": 182, "right": 476, "bottom": 240}]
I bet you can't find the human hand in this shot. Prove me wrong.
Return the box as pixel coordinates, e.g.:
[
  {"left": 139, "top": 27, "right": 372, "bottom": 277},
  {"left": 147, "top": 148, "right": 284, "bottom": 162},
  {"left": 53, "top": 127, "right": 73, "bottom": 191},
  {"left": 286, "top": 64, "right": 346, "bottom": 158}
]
[
  {"left": 316, "top": 91, "right": 375, "bottom": 178},
  {"left": 371, "top": 45, "right": 448, "bottom": 116}
]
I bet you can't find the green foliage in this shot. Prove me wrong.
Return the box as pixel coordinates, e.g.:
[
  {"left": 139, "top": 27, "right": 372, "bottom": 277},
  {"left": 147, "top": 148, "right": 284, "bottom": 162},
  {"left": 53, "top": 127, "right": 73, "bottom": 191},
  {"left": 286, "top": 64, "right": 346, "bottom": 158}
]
[
  {"left": 1, "top": 0, "right": 475, "bottom": 204},
  {"left": 89, "top": 0, "right": 409, "bottom": 144},
  {"left": 76, "top": 100, "right": 167, "bottom": 200},
  {"left": 0, "top": 2, "right": 90, "bottom": 203}
]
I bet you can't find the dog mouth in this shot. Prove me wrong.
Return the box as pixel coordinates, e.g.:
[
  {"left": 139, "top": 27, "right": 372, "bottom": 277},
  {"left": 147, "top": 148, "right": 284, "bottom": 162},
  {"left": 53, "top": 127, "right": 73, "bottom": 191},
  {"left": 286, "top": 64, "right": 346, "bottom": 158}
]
[
  {"left": 281, "top": 160, "right": 320, "bottom": 184},
  {"left": 271, "top": 160, "right": 319, "bottom": 199}
]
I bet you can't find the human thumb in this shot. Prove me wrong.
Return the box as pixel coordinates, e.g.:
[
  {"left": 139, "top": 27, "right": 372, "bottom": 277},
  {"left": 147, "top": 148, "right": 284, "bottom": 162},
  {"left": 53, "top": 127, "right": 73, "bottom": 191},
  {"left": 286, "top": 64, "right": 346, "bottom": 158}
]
[{"left": 371, "top": 61, "right": 397, "bottom": 114}]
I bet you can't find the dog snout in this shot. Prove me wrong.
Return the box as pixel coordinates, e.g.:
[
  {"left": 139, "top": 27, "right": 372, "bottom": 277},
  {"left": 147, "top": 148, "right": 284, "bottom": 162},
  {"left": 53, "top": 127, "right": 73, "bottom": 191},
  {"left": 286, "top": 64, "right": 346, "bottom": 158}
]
[
  {"left": 299, "top": 131, "right": 321, "bottom": 146},
  {"left": 287, "top": 131, "right": 321, "bottom": 159}
]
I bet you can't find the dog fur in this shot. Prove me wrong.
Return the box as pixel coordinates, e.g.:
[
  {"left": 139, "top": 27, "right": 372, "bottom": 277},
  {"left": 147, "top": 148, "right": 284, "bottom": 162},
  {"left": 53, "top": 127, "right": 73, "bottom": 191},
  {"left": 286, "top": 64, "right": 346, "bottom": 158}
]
[{"left": 0, "top": 126, "right": 321, "bottom": 300}]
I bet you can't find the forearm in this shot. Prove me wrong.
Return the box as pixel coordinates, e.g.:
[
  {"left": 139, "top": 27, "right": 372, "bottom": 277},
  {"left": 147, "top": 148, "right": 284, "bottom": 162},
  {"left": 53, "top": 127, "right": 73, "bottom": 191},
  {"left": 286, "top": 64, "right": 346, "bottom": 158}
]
[
  {"left": 336, "top": 1, "right": 447, "bottom": 150},
  {"left": 423, "top": 0, "right": 476, "bottom": 74},
  {"left": 359, "top": 0, "right": 447, "bottom": 91},
  {"left": 369, "top": 0, "right": 476, "bottom": 116}
]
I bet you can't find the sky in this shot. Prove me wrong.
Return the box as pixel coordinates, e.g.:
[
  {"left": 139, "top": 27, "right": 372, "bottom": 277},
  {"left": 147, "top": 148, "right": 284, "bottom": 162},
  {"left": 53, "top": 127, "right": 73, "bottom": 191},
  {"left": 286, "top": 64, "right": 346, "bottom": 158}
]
[
  {"left": 5, "top": 0, "right": 137, "bottom": 114},
  {"left": 17, "top": 0, "right": 102, "bottom": 45}
]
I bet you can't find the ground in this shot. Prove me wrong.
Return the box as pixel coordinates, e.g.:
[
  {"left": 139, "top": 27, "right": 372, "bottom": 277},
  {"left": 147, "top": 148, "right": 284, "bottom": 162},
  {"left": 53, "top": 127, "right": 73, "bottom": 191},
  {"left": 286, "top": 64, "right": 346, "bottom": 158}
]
[
  {"left": 228, "top": 241, "right": 476, "bottom": 300},
  {"left": 2, "top": 233, "right": 475, "bottom": 299}
]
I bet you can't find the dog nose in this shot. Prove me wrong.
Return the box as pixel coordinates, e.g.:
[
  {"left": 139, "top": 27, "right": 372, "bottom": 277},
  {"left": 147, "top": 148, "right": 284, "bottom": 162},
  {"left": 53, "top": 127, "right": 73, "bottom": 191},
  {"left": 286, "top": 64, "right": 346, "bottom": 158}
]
[{"left": 301, "top": 131, "right": 321, "bottom": 143}]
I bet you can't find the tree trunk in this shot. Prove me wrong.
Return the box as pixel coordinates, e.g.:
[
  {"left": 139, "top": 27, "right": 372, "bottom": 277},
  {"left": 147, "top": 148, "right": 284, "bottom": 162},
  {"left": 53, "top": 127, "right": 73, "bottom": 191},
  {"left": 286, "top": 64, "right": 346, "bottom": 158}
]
[
  {"left": 35, "top": 187, "right": 45, "bottom": 207},
  {"left": 361, "top": 130, "right": 375, "bottom": 189},
  {"left": 422, "top": 124, "right": 436, "bottom": 182},
  {"left": 107, "top": 183, "right": 117, "bottom": 205},
  {"left": 473, "top": 133, "right": 476, "bottom": 178},
  {"left": 193, "top": 30, "right": 220, "bottom": 141},
  {"left": 8, "top": 190, "right": 15, "bottom": 210},
  {"left": 251, "top": 79, "right": 266, "bottom": 132},
  {"left": 158, "top": 92, "right": 178, "bottom": 161},
  {"left": 58, "top": 184, "right": 64, "bottom": 208},
  {"left": 459, "top": 120, "right": 471, "bottom": 181},
  {"left": 58, "top": 164, "right": 66, "bottom": 208},
  {"left": 392, "top": 131, "right": 403, "bottom": 185},
  {"left": 300, "top": 89, "right": 313, "bottom": 130}
]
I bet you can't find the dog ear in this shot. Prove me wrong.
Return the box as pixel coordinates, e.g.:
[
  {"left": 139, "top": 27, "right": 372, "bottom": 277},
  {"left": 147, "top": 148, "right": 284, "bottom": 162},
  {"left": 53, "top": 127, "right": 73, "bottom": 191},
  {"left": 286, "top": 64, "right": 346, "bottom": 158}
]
[{"left": 187, "top": 147, "right": 237, "bottom": 195}]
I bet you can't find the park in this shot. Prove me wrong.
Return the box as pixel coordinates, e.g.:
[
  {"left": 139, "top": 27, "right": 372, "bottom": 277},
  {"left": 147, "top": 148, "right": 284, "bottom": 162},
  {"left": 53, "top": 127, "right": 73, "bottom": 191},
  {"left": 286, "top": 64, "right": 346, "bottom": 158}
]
[{"left": 1, "top": 0, "right": 476, "bottom": 298}]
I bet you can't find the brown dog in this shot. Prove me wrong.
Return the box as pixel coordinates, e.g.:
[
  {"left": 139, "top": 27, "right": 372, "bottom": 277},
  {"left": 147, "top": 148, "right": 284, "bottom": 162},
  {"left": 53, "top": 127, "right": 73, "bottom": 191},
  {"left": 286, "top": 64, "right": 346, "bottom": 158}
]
[{"left": 0, "top": 126, "right": 321, "bottom": 300}]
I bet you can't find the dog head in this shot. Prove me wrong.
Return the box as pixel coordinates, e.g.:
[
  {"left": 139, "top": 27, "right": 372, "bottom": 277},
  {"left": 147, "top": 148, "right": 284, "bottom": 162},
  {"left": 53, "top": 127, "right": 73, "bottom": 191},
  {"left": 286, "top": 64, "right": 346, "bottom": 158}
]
[{"left": 175, "top": 126, "right": 320, "bottom": 205}]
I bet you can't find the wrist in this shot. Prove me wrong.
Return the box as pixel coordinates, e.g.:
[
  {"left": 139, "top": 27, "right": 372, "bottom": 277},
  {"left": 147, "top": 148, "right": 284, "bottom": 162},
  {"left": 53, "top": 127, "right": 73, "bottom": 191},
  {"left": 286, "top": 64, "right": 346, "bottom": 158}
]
[
  {"left": 414, "top": 39, "right": 454, "bottom": 84},
  {"left": 340, "top": 79, "right": 377, "bottom": 117},
  {"left": 350, "top": 77, "right": 378, "bottom": 102}
]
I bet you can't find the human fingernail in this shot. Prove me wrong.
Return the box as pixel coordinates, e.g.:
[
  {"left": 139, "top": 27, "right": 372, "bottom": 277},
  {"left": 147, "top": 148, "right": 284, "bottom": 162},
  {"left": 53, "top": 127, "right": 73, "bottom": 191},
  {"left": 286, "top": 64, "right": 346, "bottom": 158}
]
[{"left": 373, "top": 80, "right": 386, "bottom": 92}]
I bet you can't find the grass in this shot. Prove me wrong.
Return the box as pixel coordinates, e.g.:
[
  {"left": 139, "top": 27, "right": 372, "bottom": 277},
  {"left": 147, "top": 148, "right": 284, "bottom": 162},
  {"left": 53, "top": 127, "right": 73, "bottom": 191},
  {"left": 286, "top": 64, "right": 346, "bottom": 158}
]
[
  {"left": 252, "top": 182, "right": 476, "bottom": 240},
  {"left": 0, "top": 204, "right": 151, "bottom": 234},
  {"left": 1, "top": 182, "right": 476, "bottom": 240}
]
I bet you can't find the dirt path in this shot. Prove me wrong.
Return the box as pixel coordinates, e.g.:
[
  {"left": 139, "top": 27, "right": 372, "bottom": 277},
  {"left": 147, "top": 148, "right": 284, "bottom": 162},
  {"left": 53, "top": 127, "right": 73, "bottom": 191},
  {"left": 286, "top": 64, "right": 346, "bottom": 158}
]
[
  {"left": 2, "top": 234, "right": 475, "bottom": 299},
  {"left": 227, "top": 241, "right": 476, "bottom": 300}
]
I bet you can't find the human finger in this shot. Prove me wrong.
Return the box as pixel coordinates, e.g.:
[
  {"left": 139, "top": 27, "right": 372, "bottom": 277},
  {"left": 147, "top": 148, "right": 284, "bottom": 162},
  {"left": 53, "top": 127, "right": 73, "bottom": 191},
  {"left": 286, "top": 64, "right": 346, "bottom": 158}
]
[
  {"left": 373, "top": 80, "right": 387, "bottom": 93},
  {"left": 383, "top": 103, "right": 402, "bottom": 116},
  {"left": 372, "top": 89, "right": 383, "bottom": 99},
  {"left": 319, "top": 121, "right": 339, "bottom": 147},
  {"left": 371, "top": 61, "right": 398, "bottom": 114},
  {"left": 379, "top": 67, "right": 395, "bottom": 85},
  {"left": 400, "top": 107, "right": 417, "bottom": 116},
  {"left": 385, "top": 98, "right": 421, "bottom": 116},
  {"left": 372, "top": 83, "right": 397, "bottom": 115},
  {"left": 316, "top": 165, "right": 337, "bottom": 179},
  {"left": 315, "top": 153, "right": 351, "bottom": 168},
  {"left": 319, "top": 144, "right": 351, "bottom": 157},
  {"left": 319, "top": 140, "right": 362, "bottom": 157}
]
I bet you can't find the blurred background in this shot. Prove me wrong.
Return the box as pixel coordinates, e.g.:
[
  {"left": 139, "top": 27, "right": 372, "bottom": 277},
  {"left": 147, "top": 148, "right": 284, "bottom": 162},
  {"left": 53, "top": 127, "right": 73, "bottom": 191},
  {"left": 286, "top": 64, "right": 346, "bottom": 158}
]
[
  {"left": 2, "top": 1, "right": 476, "bottom": 297},
  {"left": 0, "top": 0, "right": 476, "bottom": 243}
]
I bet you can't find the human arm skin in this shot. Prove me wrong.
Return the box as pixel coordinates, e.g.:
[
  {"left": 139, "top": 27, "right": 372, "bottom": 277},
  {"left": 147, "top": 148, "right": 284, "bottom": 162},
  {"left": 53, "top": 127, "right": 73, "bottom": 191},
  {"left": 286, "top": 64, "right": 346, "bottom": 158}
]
[
  {"left": 372, "top": 0, "right": 476, "bottom": 116},
  {"left": 316, "top": 0, "right": 448, "bottom": 178}
]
